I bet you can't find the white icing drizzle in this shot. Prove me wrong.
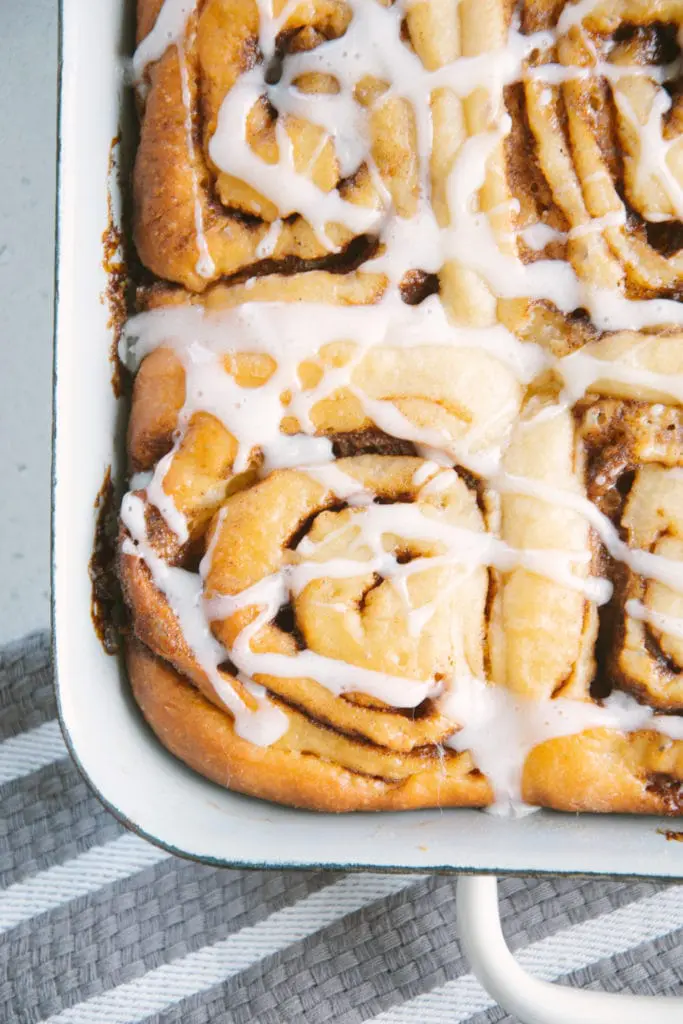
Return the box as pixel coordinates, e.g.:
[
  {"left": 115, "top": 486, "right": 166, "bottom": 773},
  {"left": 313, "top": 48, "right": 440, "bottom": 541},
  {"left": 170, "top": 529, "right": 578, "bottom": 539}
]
[
  {"left": 132, "top": 0, "right": 196, "bottom": 81},
  {"left": 125, "top": 0, "right": 683, "bottom": 812},
  {"left": 255, "top": 0, "right": 302, "bottom": 61},
  {"left": 420, "top": 468, "right": 458, "bottom": 495},
  {"left": 299, "top": 461, "right": 372, "bottom": 501},
  {"left": 144, "top": 449, "right": 189, "bottom": 544},
  {"left": 626, "top": 598, "right": 683, "bottom": 641},
  {"left": 412, "top": 461, "right": 441, "bottom": 487},
  {"left": 520, "top": 223, "right": 565, "bottom": 250},
  {"left": 177, "top": 46, "right": 215, "bottom": 279},
  {"left": 129, "top": 470, "right": 153, "bottom": 491},
  {"left": 125, "top": 296, "right": 546, "bottom": 381},
  {"left": 568, "top": 210, "right": 627, "bottom": 239},
  {"left": 255, "top": 218, "right": 284, "bottom": 260},
  {"left": 559, "top": 349, "right": 683, "bottom": 405},
  {"left": 262, "top": 434, "right": 334, "bottom": 472}
]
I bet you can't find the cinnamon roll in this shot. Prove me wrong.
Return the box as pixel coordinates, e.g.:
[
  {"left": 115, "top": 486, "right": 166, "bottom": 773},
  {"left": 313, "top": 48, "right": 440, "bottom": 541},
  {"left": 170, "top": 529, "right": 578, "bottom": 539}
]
[
  {"left": 134, "top": 0, "right": 425, "bottom": 289},
  {"left": 117, "top": 0, "right": 683, "bottom": 815}
]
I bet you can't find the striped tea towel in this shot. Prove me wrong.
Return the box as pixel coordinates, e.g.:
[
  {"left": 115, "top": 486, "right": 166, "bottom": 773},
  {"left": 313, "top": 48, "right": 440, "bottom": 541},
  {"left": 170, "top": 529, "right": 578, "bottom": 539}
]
[{"left": 1, "top": 631, "right": 682, "bottom": 1023}]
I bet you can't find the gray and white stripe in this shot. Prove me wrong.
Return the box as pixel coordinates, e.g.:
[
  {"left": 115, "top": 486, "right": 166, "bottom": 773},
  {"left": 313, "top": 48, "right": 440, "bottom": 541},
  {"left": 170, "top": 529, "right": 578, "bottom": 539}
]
[
  {"left": 0, "top": 719, "right": 66, "bottom": 783},
  {"left": 1, "top": 633, "right": 682, "bottom": 1024}
]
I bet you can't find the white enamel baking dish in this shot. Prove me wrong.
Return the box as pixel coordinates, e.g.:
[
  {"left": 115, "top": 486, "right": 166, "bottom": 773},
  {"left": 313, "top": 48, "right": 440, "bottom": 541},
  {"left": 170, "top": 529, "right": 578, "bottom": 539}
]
[{"left": 53, "top": 1, "right": 683, "bottom": 1019}]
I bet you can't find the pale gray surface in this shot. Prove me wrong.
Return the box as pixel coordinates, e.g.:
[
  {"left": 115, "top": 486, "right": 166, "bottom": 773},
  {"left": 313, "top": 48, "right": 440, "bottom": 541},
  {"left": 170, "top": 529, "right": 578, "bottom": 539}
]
[{"left": 0, "top": 0, "right": 58, "bottom": 643}]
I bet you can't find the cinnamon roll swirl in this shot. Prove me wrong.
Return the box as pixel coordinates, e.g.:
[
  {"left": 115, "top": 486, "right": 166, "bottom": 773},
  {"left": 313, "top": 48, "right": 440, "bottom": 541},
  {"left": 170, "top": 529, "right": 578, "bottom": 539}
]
[
  {"left": 511, "top": 0, "right": 683, "bottom": 299},
  {"left": 134, "top": 0, "right": 426, "bottom": 289}
]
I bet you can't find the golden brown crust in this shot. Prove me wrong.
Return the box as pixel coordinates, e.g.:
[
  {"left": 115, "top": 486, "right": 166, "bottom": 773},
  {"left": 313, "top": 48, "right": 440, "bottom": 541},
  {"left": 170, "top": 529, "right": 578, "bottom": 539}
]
[
  {"left": 137, "top": 0, "right": 165, "bottom": 46},
  {"left": 524, "top": 730, "right": 683, "bottom": 815},
  {"left": 127, "top": 638, "right": 490, "bottom": 812},
  {"left": 128, "top": 347, "right": 186, "bottom": 472},
  {"left": 129, "top": 637, "right": 683, "bottom": 814}
]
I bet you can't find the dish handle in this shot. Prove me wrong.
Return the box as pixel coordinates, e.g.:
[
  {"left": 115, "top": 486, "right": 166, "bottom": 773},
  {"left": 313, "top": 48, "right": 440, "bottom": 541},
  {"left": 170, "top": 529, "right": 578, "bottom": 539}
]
[{"left": 456, "top": 875, "right": 682, "bottom": 1023}]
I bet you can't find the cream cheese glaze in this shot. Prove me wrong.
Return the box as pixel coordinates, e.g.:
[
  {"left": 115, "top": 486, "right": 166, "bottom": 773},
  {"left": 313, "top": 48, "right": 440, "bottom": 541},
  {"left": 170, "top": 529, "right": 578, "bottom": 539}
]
[{"left": 124, "top": 0, "right": 683, "bottom": 811}]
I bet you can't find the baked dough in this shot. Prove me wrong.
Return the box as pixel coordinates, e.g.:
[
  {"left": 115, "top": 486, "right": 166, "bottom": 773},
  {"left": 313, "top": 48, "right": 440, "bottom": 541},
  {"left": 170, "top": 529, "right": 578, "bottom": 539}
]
[{"left": 120, "top": 0, "right": 683, "bottom": 814}]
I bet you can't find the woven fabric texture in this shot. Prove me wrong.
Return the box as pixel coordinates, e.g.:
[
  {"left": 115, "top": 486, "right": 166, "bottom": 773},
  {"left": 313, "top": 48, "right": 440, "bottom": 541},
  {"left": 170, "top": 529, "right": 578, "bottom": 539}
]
[{"left": 1, "top": 632, "right": 682, "bottom": 1024}]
